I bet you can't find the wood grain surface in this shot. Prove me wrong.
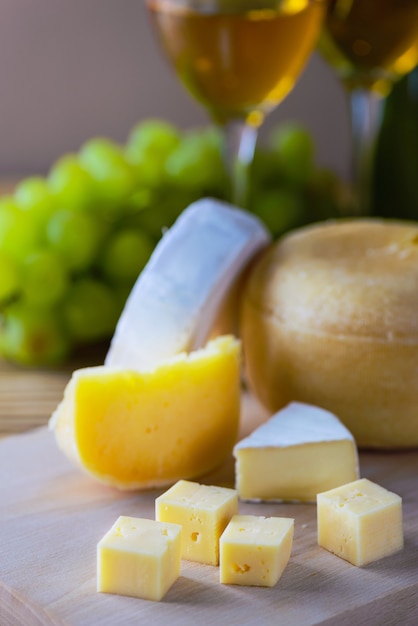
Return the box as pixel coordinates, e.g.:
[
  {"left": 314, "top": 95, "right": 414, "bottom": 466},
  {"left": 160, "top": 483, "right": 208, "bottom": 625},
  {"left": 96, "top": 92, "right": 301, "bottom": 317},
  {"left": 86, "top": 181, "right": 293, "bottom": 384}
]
[
  {"left": 0, "top": 372, "right": 417, "bottom": 626},
  {"left": 0, "top": 361, "right": 70, "bottom": 437},
  {"left": 0, "top": 346, "right": 106, "bottom": 437}
]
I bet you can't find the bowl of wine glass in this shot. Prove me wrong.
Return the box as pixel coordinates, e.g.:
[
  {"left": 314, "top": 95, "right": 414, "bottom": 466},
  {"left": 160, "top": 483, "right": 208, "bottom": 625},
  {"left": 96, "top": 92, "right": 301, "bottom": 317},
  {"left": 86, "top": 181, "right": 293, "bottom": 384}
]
[
  {"left": 318, "top": 0, "right": 418, "bottom": 214},
  {"left": 146, "top": 0, "right": 327, "bottom": 207}
]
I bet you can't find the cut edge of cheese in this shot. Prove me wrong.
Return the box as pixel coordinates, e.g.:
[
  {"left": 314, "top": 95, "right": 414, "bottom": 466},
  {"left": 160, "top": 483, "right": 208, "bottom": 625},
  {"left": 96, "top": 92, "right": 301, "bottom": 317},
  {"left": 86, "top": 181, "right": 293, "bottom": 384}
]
[
  {"left": 105, "top": 198, "right": 270, "bottom": 370},
  {"left": 49, "top": 334, "right": 242, "bottom": 490},
  {"left": 233, "top": 402, "right": 360, "bottom": 503}
]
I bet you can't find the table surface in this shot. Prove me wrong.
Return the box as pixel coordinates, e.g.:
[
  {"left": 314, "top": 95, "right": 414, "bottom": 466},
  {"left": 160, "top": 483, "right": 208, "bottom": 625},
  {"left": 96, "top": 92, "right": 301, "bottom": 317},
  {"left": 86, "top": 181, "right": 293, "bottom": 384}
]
[
  {"left": 0, "top": 357, "right": 418, "bottom": 626},
  {"left": 0, "top": 347, "right": 107, "bottom": 438}
]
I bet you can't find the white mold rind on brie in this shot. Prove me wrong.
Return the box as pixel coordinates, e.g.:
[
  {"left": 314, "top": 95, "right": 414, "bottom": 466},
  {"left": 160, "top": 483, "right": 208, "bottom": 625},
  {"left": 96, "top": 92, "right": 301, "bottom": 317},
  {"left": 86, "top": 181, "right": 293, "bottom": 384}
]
[
  {"left": 105, "top": 198, "right": 270, "bottom": 370},
  {"left": 234, "top": 402, "right": 360, "bottom": 503}
]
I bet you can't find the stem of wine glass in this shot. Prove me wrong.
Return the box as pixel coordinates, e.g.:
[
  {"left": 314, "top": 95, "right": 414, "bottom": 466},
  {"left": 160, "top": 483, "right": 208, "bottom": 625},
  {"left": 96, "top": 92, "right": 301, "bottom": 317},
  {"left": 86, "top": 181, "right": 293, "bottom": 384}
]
[
  {"left": 348, "top": 88, "right": 385, "bottom": 215},
  {"left": 221, "top": 119, "right": 259, "bottom": 209}
]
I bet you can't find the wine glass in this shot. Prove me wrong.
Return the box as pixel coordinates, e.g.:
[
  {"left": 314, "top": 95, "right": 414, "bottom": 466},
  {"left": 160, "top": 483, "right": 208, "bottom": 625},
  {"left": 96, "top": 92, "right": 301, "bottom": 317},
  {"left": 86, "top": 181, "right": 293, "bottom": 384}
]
[
  {"left": 319, "top": 0, "right": 418, "bottom": 215},
  {"left": 145, "top": 0, "right": 326, "bottom": 208}
]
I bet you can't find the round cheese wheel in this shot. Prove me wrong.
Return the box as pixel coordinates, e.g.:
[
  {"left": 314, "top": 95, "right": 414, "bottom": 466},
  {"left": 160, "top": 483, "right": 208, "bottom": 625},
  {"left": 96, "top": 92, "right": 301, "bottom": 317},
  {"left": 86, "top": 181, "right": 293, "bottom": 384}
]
[{"left": 241, "top": 218, "right": 418, "bottom": 449}]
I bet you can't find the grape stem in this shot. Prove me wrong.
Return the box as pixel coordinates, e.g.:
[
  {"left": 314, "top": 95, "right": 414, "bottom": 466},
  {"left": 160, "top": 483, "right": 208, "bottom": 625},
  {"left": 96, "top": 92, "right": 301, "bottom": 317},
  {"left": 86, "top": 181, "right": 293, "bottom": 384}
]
[
  {"left": 349, "top": 88, "right": 384, "bottom": 215},
  {"left": 221, "top": 120, "right": 258, "bottom": 209}
]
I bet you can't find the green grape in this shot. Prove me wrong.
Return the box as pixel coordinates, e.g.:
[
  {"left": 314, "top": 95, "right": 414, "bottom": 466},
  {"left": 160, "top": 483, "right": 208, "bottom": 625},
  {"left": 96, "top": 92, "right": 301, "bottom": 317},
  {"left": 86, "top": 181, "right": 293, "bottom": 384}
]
[
  {"left": 125, "top": 204, "right": 166, "bottom": 240},
  {"left": 62, "top": 278, "right": 119, "bottom": 343},
  {"left": 249, "top": 147, "right": 284, "bottom": 195},
  {"left": 0, "top": 196, "right": 42, "bottom": 262},
  {"left": 124, "top": 186, "right": 155, "bottom": 216},
  {"left": 0, "top": 303, "right": 70, "bottom": 366},
  {"left": 251, "top": 187, "right": 307, "bottom": 238},
  {"left": 100, "top": 229, "right": 155, "bottom": 284},
  {"left": 128, "top": 186, "right": 199, "bottom": 238},
  {"left": 269, "top": 123, "right": 315, "bottom": 186},
  {"left": 14, "top": 176, "right": 55, "bottom": 226},
  {"left": 165, "top": 127, "right": 227, "bottom": 195},
  {"left": 157, "top": 186, "right": 200, "bottom": 222},
  {"left": 48, "top": 153, "right": 98, "bottom": 212},
  {"left": 78, "top": 137, "right": 137, "bottom": 214},
  {"left": 112, "top": 282, "right": 133, "bottom": 317},
  {"left": 125, "top": 119, "right": 181, "bottom": 187},
  {"left": 21, "top": 250, "right": 69, "bottom": 308},
  {"left": 127, "top": 119, "right": 181, "bottom": 158},
  {"left": 46, "top": 209, "right": 103, "bottom": 272},
  {"left": 0, "top": 252, "right": 20, "bottom": 303},
  {"left": 307, "top": 167, "right": 349, "bottom": 220}
]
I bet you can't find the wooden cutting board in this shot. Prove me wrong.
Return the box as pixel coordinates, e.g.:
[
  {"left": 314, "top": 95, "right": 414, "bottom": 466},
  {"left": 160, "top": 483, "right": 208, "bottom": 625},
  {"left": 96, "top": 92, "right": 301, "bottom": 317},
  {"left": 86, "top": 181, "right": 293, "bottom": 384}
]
[{"left": 1, "top": 389, "right": 418, "bottom": 626}]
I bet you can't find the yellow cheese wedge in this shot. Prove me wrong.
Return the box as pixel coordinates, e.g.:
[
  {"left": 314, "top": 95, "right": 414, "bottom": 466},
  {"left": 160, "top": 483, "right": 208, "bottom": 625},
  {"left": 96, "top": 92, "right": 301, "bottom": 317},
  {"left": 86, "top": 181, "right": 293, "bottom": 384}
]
[{"left": 49, "top": 335, "right": 241, "bottom": 490}]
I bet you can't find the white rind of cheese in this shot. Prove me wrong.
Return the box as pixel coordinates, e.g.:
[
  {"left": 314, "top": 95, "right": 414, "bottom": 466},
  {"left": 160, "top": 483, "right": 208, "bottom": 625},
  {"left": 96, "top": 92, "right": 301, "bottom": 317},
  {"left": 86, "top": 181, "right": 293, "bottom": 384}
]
[
  {"left": 105, "top": 198, "right": 270, "bottom": 369},
  {"left": 236, "top": 402, "right": 358, "bottom": 448},
  {"left": 234, "top": 402, "right": 360, "bottom": 503}
]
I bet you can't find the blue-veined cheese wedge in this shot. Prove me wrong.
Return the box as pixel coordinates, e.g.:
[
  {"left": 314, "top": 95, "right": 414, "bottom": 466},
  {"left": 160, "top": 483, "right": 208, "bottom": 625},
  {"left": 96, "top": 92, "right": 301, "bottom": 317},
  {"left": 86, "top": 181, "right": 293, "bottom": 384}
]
[
  {"left": 105, "top": 198, "right": 270, "bottom": 369},
  {"left": 234, "top": 402, "right": 360, "bottom": 502}
]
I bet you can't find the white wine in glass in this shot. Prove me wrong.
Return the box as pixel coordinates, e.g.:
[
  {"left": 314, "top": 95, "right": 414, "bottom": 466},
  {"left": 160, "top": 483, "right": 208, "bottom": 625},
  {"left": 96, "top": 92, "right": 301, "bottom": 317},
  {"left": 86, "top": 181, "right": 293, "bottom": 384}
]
[
  {"left": 319, "top": 0, "right": 418, "bottom": 214},
  {"left": 146, "top": 0, "right": 326, "bottom": 207}
]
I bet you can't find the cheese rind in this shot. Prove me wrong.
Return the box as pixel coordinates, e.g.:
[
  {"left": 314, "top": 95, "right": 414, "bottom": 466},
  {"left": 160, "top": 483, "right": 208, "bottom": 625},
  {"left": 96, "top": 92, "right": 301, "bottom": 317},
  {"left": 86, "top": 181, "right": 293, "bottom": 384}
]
[
  {"left": 219, "top": 515, "right": 294, "bottom": 587},
  {"left": 97, "top": 515, "right": 181, "bottom": 601},
  {"left": 234, "top": 402, "right": 359, "bottom": 502},
  {"left": 155, "top": 479, "right": 238, "bottom": 565},
  {"left": 105, "top": 198, "right": 270, "bottom": 370},
  {"left": 49, "top": 335, "right": 241, "bottom": 490},
  {"left": 317, "top": 478, "right": 404, "bottom": 566},
  {"left": 242, "top": 219, "right": 418, "bottom": 448}
]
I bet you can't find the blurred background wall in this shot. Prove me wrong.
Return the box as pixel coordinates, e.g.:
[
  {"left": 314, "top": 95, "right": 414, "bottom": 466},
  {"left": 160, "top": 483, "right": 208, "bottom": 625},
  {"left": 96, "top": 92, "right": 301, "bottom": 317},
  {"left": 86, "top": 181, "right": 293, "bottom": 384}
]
[{"left": 0, "top": 0, "right": 351, "bottom": 179}]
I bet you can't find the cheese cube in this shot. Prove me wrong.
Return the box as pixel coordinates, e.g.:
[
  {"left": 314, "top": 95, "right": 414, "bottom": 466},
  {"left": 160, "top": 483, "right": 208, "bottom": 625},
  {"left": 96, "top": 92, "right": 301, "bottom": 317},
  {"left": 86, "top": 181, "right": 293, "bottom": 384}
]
[
  {"left": 220, "top": 515, "right": 294, "bottom": 587},
  {"left": 97, "top": 516, "right": 181, "bottom": 601},
  {"left": 234, "top": 402, "right": 359, "bottom": 502},
  {"left": 155, "top": 479, "right": 238, "bottom": 565},
  {"left": 317, "top": 478, "right": 404, "bottom": 566}
]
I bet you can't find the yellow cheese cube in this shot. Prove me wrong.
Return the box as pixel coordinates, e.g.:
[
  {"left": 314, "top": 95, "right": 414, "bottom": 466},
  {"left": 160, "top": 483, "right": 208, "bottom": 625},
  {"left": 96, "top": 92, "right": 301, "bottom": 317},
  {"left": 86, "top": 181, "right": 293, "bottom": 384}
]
[
  {"left": 155, "top": 479, "right": 238, "bottom": 565},
  {"left": 49, "top": 335, "right": 241, "bottom": 490},
  {"left": 97, "top": 515, "right": 182, "bottom": 601},
  {"left": 317, "top": 478, "right": 404, "bottom": 567},
  {"left": 220, "top": 515, "right": 294, "bottom": 587}
]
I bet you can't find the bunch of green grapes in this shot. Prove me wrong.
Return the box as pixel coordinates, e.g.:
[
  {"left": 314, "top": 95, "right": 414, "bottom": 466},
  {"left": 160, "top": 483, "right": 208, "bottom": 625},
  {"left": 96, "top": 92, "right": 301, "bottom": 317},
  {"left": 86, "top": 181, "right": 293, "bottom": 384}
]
[
  {"left": 247, "top": 123, "right": 349, "bottom": 236},
  {"left": 0, "top": 119, "right": 346, "bottom": 367}
]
